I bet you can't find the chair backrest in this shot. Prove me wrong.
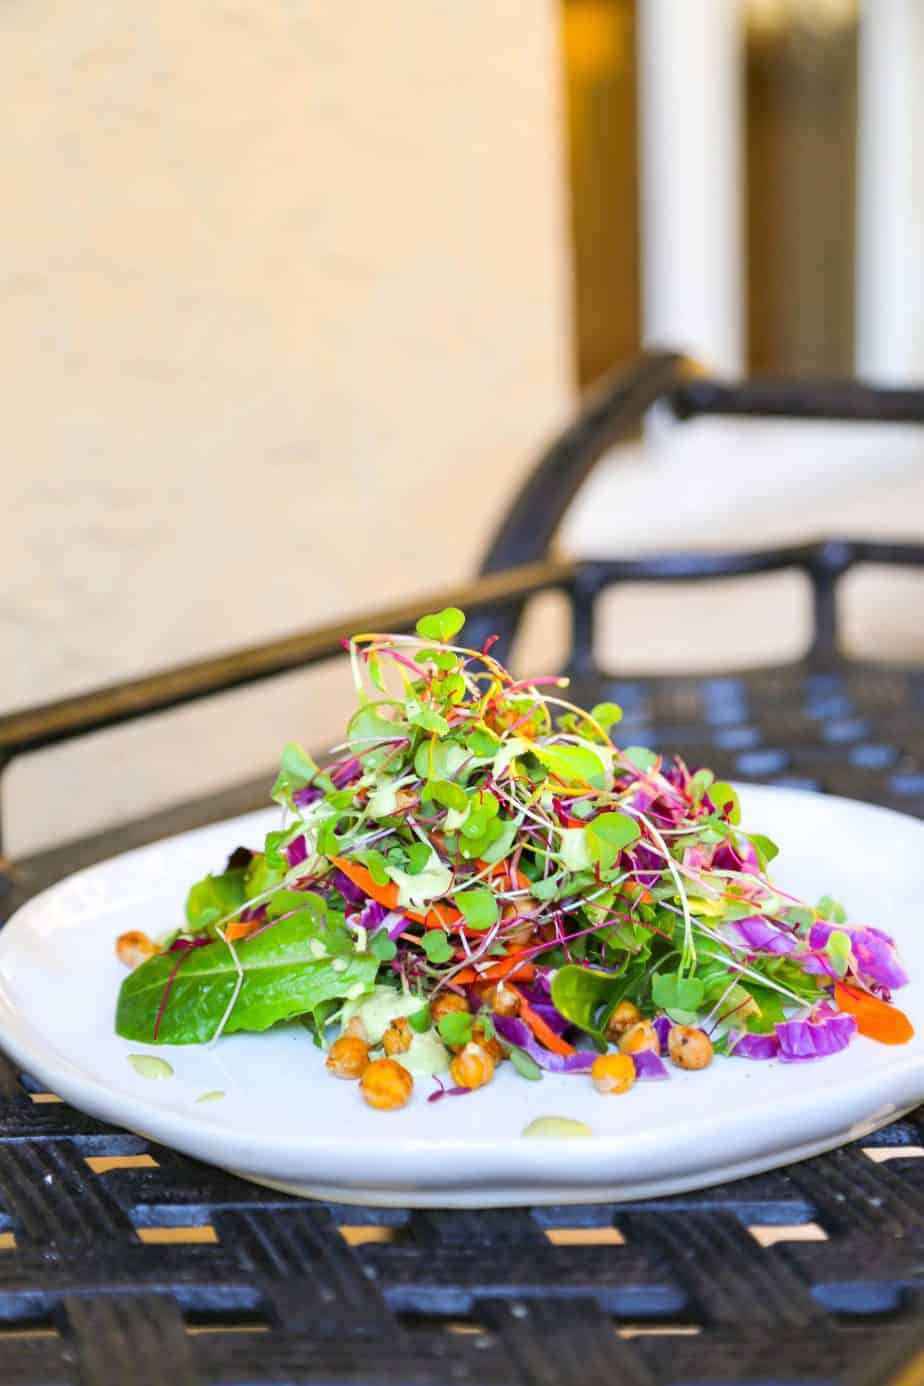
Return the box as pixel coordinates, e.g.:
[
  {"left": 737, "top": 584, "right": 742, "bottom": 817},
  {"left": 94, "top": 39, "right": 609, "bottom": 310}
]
[{"left": 468, "top": 352, "right": 924, "bottom": 656}]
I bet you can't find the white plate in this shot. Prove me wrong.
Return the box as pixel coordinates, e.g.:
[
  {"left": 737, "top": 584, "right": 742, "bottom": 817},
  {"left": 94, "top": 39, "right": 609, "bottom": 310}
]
[{"left": 1, "top": 784, "right": 922, "bottom": 1207}]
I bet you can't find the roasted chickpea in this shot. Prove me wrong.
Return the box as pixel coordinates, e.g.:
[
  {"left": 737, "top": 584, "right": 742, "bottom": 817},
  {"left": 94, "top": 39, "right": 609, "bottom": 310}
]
[
  {"left": 618, "top": 1019, "right": 660, "bottom": 1056},
  {"left": 326, "top": 1036, "right": 370, "bottom": 1079},
  {"left": 591, "top": 1052, "right": 637, "bottom": 1095},
  {"left": 489, "top": 982, "right": 521, "bottom": 1018},
  {"left": 382, "top": 1016, "right": 413, "bottom": 1056},
  {"left": 360, "top": 1058, "right": 414, "bottom": 1110},
  {"left": 116, "top": 931, "right": 160, "bottom": 969},
  {"left": 470, "top": 1023, "right": 504, "bottom": 1064},
  {"left": 605, "top": 1000, "right": 641, "bottom": 1040},
  {"left": 431, "top": 991, "right": 470, "bottom": 1023},
  {"left": 667, "top": 1025, "right": 714, "bottom": 1071},
  {"left": 501, "top": 900, "right": 537, "bottom": 949},
  {"left": 450, "top": 1042, "right": 496, "bottom": 1090}
]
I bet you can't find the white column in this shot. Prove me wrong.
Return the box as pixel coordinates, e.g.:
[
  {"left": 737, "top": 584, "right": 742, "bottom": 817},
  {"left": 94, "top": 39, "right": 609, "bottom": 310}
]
[
  {"left": 637, "top": 0, "right": 743, "bottom": 375},
  {"left": 857, "top": 0, "right": 924, "bottom": 382}
]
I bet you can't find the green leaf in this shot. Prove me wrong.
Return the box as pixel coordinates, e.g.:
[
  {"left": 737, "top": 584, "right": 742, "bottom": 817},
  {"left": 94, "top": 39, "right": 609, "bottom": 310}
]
[
  {"left": 437, "top": 1011, "right": 473, "bottom": 1047},
  {"left": 689, "top": 768, "right": 714, "bottom": 806},
  {"left": 415, "top": 648, "right": 458, "bottom": 671},
  {"left": 710, "top": 782, "right": 741, "bottom": 825},
  {"left": 423, "top": 778, "right": 467, "bottom": 812},
  {"left": 278, "top": 742, "right": 321, "bottom": 791},
  {"left": 509, "top": 1046, "right": 543, "bottom": 1081},
  {"left": 116, "top": 914, "right": 379, "bottom": 1045},
  {"left": 405, "top": 696, "right": 450, "bottom": 736},
  {"left": 651, "top": 971, "right": 705, "bottom": 1018},
  {"left": 466, "top": 727, "right": 500, "bottom": 757},
  {"left": 740, "top": 985, "right": 787, "bottom": 1034},
  {"left": 530, "top": 875, "right": 562, "bottom": 902},
  {"left": 405, "top": 842, "right": 432, "bottom": 875},
  {"left": 455, "top": 887, "right": 499, "bottom": 932},
  {"left": 185, "top": 869, "right": 248, "bottom": 931},
  {"left": 350, "top": 850, "right": 391, "bottom": 887},
  {"left": 369, "top": 932, "right": 398, "bottom": 961},
  {"left": 550, "top": 965, "right": 623, "bottom": 1038},
  {"left": 535, "top": 743, "right": 608, "bottom": 787},
  {"left": 748, "top": 833, "right": 780, "bottom": 870},
  {"left": 432, "top": 672, "right": 466, "bottom": 705},
  {"left": 244, "top": 853, "right": 285, "bottom": 900},
  {"left": 780, "top": 905, "right": 815, "bottom": 933},
  {"left": 622, "top": 746, "right": 658, "bottom": 774},
  {"left": 265, "top": 889, "right": 327, "bottom": 922},
  {"left": 590, "top": 701, "right": 623, "bottom": 732},
  {"left": 367, "top": 651, "right": 386, "bottom": 693},
  {"left": 408, "top": 1004, "right": 431, "bottom": 1033},
  {"left": 825, "top": 929, "right": 852, "bottom": 978},
  {"left": 477, "top": 817, "right": 520, "bottom": 866},
  {"left": 558, "top": 827, "right": 592, "bottom": 873},
  {"left": 585, "top": 811, "right": 641, "bottom": 868},
  {"left": 348, "top": 703, "right": 402, "bottom": 767},
  {"left": 817, "top": 895, "right": 847, "bottom": 924},
  {"left": 415, "top": 608, "right": 465, "bottom": 643},
  {"left": 413, "top": 739, "right": 471, "bottom": 782},
  {"left": 421, "top": 932, "right": 453, "bottom": 964}
]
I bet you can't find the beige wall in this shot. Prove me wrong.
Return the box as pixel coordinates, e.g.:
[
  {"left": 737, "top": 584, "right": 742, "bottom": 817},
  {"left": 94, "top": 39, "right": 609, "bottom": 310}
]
[{"left": 2, "top": 2, "right": 573, "bottom": 855}]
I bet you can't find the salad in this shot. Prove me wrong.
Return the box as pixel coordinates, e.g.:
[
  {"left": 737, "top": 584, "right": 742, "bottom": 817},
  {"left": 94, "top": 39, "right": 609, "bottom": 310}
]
[{"left": 115, "top": 607, "right": 914, "bottom": 1111}]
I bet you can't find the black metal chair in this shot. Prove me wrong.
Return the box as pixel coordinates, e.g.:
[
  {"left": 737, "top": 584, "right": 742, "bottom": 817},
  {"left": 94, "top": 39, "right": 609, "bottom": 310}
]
[{"left": 1, "top": 349, "right": 924, "bottom": 1386}]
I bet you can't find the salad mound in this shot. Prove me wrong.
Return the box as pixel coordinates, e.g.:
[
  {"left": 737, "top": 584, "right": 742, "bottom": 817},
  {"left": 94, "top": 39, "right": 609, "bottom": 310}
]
[{"left": 115, "top": 607, "right": 914, "bottom": 1110}]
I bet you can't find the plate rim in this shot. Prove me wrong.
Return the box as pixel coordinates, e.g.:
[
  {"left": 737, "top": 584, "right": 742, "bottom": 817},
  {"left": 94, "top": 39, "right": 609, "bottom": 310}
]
[{"left": 2, "top": 782, "right": 923, "bottom": 1200}]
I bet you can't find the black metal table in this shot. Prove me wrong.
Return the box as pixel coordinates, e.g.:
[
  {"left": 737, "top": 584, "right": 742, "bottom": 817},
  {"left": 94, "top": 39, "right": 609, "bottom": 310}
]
[{"left": 2, "top": 354, "right": 924, "bottom": 1385}]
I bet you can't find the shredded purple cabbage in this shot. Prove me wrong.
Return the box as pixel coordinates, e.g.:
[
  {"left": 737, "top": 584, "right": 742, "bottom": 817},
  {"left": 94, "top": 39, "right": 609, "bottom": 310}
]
[
  {"left": 330, "top": 757, "right": 362, "bottom": 789},
  {"left": 350, "top": 899, "right": 388, "bottom": 931},
  {"left": 284, "top": 834, "right": 308, "bottom": 868},
  {"left": 329, "top": 868, "right": 367, "bottom": 908},
  {"left": 292, "top": 784, "right": 323, "bottom": 808},
  {"left": 776, "top": 1011, "right": 857, "bottom": 1061},
  {"left": 808, "top": 920, "right": 908, "bottom": 991},
  {"left": 632, "top": 1049, "right": 669, "bottom": 1080},
  {"left": 727, "top": 1030, "right": 779, "bottom": 1060},
  {"left": 493, "top": 1015, "right": 596, "bottom": 1072},
  {"left": 729, "top": 1008, "right": 858, "bottom": 1062},
  {"left": 625, "top": 844, "right": 663, "bottom": 889},
  {"left": 712, "top": 839, "right": 759, "bottom": 874},
  {"left": 727, "top": 916, "right": 799, "bottom": 956},
  {"left": 653, "top": 1014, "right": 671, "bottom": 1052}
]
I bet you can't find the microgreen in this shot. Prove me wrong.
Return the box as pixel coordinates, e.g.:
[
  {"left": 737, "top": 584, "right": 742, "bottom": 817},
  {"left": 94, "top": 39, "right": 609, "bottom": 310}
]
[
  {"left": 421, "top": 932, "right": 454, "bottom": 964},
  {"left": 437, "top": 1011, "right": 474, "bottom": 1047},
  {"left": 120, "top": 605, "right": 909, "bottom": 1095},
  {"left": 416, "top": 608, "right": 466, "bottom": 643},
  {"left": 455, "top": 887, "right": 499, "bottom": 931}
]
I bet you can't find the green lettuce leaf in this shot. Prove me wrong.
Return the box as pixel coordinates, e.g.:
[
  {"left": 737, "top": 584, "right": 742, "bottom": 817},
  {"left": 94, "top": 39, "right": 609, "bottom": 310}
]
[{"left": 116, "top": 914, "right": 379, "bottom": 1045}]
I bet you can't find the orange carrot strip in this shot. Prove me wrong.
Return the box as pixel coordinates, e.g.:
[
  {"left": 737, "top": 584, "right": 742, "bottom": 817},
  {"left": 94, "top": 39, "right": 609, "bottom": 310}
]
[
  {"left": 330, "top": 856, "right": 401, "bottom": 909},
  {"left": 508, "top": 986, "right": 576, "bottom": 1056},
  {"left": 224, "top": 920, "right": 258, "bottom": 942},
  {"left": 331, "top": 855, "right": 466, "bottom": 928},
  {"left": 453, "top": 954, "right": 536, "bottom": 985},
  {"left": 834, "top": 983, "right": 914, "bottom": 1045}
]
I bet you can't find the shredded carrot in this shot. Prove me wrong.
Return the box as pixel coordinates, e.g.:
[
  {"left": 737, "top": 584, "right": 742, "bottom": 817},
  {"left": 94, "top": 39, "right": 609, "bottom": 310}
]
[
  {"left": 453, "top": 953, "right": 536, "bottom": 985},
  {"left": 834, "top": 982, "right": 914, "bottom": 1045},
  {"left": 330, "top": 856, "right": 400, "bottom": 911},
  {"left": 508, "top": 986, "right": 576, "bottom": 1056},
  {"left": 224, "top": 920, "right": 258, "bottom": 943}
]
